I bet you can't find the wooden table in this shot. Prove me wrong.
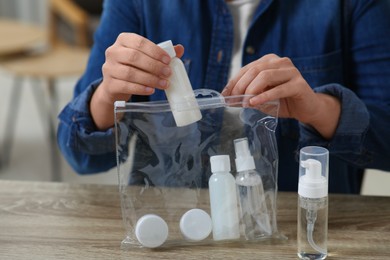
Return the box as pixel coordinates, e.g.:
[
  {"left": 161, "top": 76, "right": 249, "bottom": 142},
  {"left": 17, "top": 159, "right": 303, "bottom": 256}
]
[{"left": 0, "top": 180, "right": 389, "bottom": 259}]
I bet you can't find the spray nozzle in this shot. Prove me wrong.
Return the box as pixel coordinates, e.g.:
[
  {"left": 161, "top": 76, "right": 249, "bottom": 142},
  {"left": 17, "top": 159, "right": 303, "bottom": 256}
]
[
  {"left": 233, "top": 138, "right": 255, "bottom": 172},
  {"left": 301, "top": 159, "right": 322, "bottom": 181},
  {"left": 234, "top": 138, "right": 251, "bottom": 158},
  {"left": 298, "top": 158, "right": 327, "bottom": 199}
]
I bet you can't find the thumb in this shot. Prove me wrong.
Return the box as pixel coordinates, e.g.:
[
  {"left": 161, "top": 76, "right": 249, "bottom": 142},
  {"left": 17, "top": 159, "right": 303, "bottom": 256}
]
[{"left": 174, "top": 44, "right": 185, "bottom": 58}]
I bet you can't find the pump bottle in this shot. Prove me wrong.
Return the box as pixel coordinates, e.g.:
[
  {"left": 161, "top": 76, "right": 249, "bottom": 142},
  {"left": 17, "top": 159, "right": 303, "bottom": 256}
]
[
  {"left": 298, "top": 146, "right": 329, "bottom": 260},
  {"left": 209, "top": 155, "right": 240, "bottom": 241},
  {"left": 233, "top": 138, "right": 272, "bottom": 239},
  {"left": 157, "top": 40, "right": 202, "bottom": 127}
]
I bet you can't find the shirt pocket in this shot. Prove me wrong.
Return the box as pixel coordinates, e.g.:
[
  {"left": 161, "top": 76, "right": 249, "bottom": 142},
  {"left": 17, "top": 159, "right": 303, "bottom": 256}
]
[{"left": 291, "top": 50, "right": 343, "bottom": 87}]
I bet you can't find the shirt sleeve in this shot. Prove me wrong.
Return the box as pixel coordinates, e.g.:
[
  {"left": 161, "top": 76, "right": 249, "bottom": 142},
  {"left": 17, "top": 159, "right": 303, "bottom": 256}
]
[
  {"left": 57, "top": 79, "right": 118, "bottom": 174},
  {"left": 299, "top": 84, "right": 371, "bottom": 166},
  {"left": 56, "top": 0, "right": 142, "bottom": 174},
  {"left": 299, "top": 0, "right": 390, "bottom": 171}
]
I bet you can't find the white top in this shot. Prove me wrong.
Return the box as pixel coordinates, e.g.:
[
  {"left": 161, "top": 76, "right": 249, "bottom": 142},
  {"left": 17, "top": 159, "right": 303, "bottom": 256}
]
[
  {"left": 234, "top": 137, "right": 256, "bottom": 172},
  {"left": 210, "top": 155, "right": 231, "bottom": 173},
  {"left": 180, "top": 208, "right": 212, "bottom": 241},
  {"left": 226, "top": 0, "right": 261, "bottom": 79},
  {"left": 298, "top": 159, "right": 328, "bottom": 198},
  {"left": 135, "top": 214, "right": 169, "bottom": 248},
  {"left": 157, "top": 40, "right": 176, "bottom": 57}
]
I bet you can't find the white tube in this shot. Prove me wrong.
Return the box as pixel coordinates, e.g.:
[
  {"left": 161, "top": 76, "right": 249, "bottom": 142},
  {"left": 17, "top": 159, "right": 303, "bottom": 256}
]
[{"left": 158, "top": 40, "right": 202, "bottom": 127}]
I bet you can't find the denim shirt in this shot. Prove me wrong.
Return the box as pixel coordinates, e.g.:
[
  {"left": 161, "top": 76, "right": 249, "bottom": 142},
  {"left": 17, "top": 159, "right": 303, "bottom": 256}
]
[{"left": 58, "top": 0, "right": 390, "bottom": 194}]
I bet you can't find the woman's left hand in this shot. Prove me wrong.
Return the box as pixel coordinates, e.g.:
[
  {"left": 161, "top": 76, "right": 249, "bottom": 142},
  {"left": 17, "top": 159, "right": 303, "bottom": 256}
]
[{"left": 222, "top": 54, "right": 341, "bottom": 139}]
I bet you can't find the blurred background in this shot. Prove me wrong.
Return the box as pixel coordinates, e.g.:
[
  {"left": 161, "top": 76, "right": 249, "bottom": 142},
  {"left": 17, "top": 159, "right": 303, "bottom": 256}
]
[
  {"left": 0, "top": 0, "right": 389, "bottom": 195},
  {"left": 0, "top": 0, "right": 117, "bottom": 184}
]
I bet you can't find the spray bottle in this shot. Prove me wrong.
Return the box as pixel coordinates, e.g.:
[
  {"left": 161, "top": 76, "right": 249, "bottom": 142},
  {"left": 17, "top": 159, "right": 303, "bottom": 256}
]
[
  {"left": 234, "top": 138, "right": 272, "bottom": 239},
  {"left": 298, "top": 146, "right": 329, "bottom": 260}
]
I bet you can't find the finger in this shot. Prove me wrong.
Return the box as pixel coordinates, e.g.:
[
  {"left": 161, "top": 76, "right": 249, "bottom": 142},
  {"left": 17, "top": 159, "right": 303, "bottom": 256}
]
[
  {"left": 248, "top": 73, "right": 308, "bottom": 107},
  {"left": 244, "top": 67, "right": 296, "bottom": 95},
  {"left": 174, "top": 44, "right": 185, "bottom": 58},
  {"left": 229, "top": 61, "right": 282, "bottom": 96},
  {"left": 114, "top": 78, "right": 156, "bottom": 96},
  {"left": 222, "top": 54, "right": 283, "bottom": 96},
  {"left": 249, "top": 83, "right": 291, "bottom": 106},
  {"left": 109, "top": 46, "right": 172, "bottom": 79},
  {"left": 222, "top": 67, "right": 249, "bottom": 96},
  {"left": 118, "top": 33, "right": 172, "bottom": 64},
  {"left": 230, "top": 67, "right": 264, "bottom": 96},
  {"left": 222, "top": 59, "right": 258, "bottom": 96},
  {"left": 105, "top": 62, "right": 169, "bottom": 90}
]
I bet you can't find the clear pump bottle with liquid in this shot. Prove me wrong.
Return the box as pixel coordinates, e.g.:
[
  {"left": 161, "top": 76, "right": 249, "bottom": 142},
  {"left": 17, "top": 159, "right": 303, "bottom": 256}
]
[
  {"left": 298, "top": 146, "right": 329, "bottom": 260},
  {"left": 157, "top": 40, "right": 202, "bottom": 127},
  {"left": 209, "top": 155, "right": 240, "bottom": 241},
  {"left": 234, "top": 138, "right": 272, "bottom": 239}
]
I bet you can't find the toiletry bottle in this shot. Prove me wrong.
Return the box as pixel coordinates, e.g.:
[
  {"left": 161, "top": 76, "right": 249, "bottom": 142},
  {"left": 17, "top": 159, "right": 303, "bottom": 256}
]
[
  {"left": 234, "top": 138, "right": 272, "bottom": 239},
  {"left": 298, "top": 146, "right": 329, "bottom": 260},
  {"left": 157, "top": 40, "right": 202, "bottom": 127},
  {"left": 209, "top": 155, "right": 240, "bottom": 241}
]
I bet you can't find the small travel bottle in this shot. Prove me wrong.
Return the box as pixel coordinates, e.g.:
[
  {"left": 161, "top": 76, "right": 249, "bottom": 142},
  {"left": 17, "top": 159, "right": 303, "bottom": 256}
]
[
  {"left": 157, "top": 40, "right": 202, "bottom": 127},
  {"left": 234, "top": 138, "right": 272, "bottom": 240},
  {"left": 298, "top": 146, "right": 329, "bottom": 260},
  {"left": 209, "top": 155, "right": 240, "bottom": 241}
]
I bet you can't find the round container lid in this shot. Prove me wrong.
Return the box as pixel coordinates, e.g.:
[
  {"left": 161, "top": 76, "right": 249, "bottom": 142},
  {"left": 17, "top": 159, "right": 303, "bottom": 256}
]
[
  {"left": 135, "top": 214, "right": 169, "bottom": 248},
  {"left": 180, "top": 208, "right": 212, "bottom": 241}
]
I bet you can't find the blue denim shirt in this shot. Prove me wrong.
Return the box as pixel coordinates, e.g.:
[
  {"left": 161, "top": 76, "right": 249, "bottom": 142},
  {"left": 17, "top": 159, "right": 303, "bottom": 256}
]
[{"left": 58, "top": 0, "right": 390, "bottom": 193}]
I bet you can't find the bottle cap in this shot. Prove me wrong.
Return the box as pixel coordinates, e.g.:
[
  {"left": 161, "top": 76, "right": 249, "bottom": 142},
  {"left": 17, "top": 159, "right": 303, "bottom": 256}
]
[
  {"left": 135, "top": 214, "right": 169, "bottom": 248},
  {"left": 298, "top": 146, "right": 329, "bottom": 198},
  {"left": 157, "top": 40, "right": 176, "bottom": 58},
  {"left": 234, "top": 138, "right": 256, "bottom": 172},
  {"left": 210, "top": 155, "right": 231, "bottom": 173},
  {"left": 180, "top": 208, "right": 212, "bottom": 241},
  {"left": 298, "top": 159, "right": 328, "bottom": 198}
]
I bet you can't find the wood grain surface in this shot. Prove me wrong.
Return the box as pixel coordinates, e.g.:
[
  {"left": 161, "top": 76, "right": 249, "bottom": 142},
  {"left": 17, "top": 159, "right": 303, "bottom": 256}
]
[{"left": 0, "top": 180, "right": 389, "bottom": 259}]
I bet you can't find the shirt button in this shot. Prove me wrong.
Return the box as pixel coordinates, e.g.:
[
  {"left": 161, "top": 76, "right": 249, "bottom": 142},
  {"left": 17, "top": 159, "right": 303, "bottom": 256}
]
[
  {"left": 217, "top": 50, "right": 223, "bottom": 63},
  {"left": 245, "top": 46, "right": 255, "bottom": 55}
]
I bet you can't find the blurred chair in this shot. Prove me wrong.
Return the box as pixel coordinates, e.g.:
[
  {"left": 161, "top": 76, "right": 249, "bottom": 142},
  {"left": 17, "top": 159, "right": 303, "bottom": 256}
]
[{"left": 0, "top": 0, "right": 98, "bottom": 180}]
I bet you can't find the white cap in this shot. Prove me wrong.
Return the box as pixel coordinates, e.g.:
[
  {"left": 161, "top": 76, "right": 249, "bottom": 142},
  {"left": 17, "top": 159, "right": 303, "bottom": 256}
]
[
  {"left": 210, "top": 155, "right": 231, "bottom": 173},
  {"left": 234, "top": 138, "right": 256, "bottom": 172},
  {"left": 180, "top": 208, "right": 212, "bottom": 241},
  {"left": 157, "top": 40, "right": 176, "bottom": 58},
  {"left": 135, "top": 214, "right": 169, "bottom": 248},
  {"left": 298, "top": 159, "right": 328, "bottom": 198}
]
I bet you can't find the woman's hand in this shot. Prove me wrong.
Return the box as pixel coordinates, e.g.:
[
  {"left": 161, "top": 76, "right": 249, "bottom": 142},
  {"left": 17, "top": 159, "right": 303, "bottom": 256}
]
[
  {"left": 90, "top": 33, "right": 184, "bottom": 130},
  {"left": 222, "top": 54, "right": 341, "bottom": 139}
]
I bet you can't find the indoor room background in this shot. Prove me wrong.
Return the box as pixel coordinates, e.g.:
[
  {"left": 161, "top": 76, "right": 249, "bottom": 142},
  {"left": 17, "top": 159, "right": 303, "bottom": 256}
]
[{"left": 0, "top": 0, "right": 388, "bottom": 195}]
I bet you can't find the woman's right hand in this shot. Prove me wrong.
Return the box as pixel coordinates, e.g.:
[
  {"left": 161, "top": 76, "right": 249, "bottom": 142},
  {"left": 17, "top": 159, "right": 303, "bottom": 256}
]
[{"left": 90, "top": 33, "right": 184, "bottom": 130}]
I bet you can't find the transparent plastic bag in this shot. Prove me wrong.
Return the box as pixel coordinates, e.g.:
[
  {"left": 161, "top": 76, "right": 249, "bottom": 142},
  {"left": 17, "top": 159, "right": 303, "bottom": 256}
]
[{"left": 115, "top": 90, "right": 281, "bottom": 249}]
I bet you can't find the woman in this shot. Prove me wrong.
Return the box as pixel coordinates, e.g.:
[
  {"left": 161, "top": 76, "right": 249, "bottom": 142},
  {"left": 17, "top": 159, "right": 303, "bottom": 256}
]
[{"left": 58, "top": 0, "right": 390, "bottom": 193}]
